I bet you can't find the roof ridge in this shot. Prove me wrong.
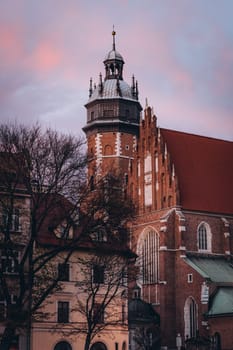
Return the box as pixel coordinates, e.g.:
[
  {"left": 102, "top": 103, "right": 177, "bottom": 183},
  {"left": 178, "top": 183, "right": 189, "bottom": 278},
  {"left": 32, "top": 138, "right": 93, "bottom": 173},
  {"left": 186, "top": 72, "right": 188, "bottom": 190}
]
[{"left": 160, "top": 127, "right": 233, "bottom": 143}]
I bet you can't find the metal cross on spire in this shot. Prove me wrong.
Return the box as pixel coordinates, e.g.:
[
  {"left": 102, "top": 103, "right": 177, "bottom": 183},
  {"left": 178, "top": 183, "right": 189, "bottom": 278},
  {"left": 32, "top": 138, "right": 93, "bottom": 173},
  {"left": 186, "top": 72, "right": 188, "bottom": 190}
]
[{"left": 112, "top": 25, "right": 116, "bottom": 51}]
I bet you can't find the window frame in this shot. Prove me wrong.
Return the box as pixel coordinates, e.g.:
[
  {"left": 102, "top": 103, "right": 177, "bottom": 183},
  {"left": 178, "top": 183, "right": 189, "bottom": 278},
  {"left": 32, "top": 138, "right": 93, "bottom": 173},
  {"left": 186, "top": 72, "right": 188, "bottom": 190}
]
[
  {"left": 2, "top": 208, "right": 21, "bottom": 232},
  {"left": 197, "top": 222, "right": 212, "bottom": 252},
  {"left": 1, "top": 251, "right": 19, "bottom": 274},
  {"left": 58, "top": 263, "right": 70, "bottom": 282},
  {"left": 184, "top": 297, "right": 198, "bottom": 339},
  {"left": 93, "top": 303, "right": 104, "bottom": 324},
  {"left": 137, "top": 228, "right": 159, "bottom": 285},
  {"left": 54, "top": 341, "right": 72, "bottom": 350},
  {"left": 93, "top": 264, "right": 105, "bottom": 284},
  {"left": 187, "top": 274, "right": 193, "bottom": 283},
  {"left": 57, "top": 301, "right": 69, "bottom": 323}
]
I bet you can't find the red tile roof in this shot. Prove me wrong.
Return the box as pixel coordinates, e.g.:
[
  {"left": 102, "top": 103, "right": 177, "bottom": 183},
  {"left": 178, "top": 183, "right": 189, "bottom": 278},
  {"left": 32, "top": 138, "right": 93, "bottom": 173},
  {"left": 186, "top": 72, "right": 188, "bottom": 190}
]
[{"left": 161, "top": 129, "right": 233, "bottom": 215}]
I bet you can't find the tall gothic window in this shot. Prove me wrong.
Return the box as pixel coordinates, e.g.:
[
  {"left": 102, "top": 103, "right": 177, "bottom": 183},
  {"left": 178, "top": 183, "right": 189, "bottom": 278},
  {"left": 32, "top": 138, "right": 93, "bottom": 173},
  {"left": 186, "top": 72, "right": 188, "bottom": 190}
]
[
  {"left": 137, "top": 228, "right": 159, "bottom": 284},
  {"left": 197, "top": 222, "right": 211, "bottom": 252},
  {"left": 184, "top": 297, "right": 197, "bottom": 339}
]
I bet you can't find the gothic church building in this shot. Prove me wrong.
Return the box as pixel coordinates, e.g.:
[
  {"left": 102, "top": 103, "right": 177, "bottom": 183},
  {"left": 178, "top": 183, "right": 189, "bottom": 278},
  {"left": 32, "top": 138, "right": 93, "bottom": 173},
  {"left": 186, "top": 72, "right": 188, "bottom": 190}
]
[{"left": 83, "top": 31, "right": 233, "bottom": 350}]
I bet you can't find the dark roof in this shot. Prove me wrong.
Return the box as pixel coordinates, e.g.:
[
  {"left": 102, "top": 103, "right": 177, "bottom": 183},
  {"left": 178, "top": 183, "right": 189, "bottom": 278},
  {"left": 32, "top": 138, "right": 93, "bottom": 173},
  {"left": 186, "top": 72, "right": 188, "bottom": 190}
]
[
  {"left": 35, "top": 192, "right": 76, "bottom": 245},
  {"left": 161, "top": 129, "right": 233, "bottom": 215},
  {"left": 128, "top": 298, "right": 160, "bottom": 324},
  {"left": 184, "top": 256, "right": 233, "bottom": 284},
  {"left": 207, "top": 287, "right": 233, "bottom": 317},
  {"left": 36, "top": 193, "right": 136, "bottom": 258}
]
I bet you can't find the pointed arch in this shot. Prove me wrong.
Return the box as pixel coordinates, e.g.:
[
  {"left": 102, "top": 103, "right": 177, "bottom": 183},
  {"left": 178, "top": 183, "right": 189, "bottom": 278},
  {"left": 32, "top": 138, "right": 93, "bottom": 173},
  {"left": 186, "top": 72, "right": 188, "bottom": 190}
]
[
  {"left": 213, "top": 332, "right": 221, "bottom": 350},
  {"left": 197, "top": 222, "right": 212, "bottom": 252},
  {"left": 137, "top": 227, "right": 159, "bottom": 284},
  {"left": 184, "top": 297, "right": 198, "bottom": 339}
]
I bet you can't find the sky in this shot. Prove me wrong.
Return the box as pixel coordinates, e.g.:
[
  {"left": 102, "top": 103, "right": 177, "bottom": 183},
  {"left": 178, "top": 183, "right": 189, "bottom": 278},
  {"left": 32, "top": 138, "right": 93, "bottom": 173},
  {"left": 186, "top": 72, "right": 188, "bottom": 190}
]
[{"left": 0, "top": 0, "right": 233, "bottom": 141}]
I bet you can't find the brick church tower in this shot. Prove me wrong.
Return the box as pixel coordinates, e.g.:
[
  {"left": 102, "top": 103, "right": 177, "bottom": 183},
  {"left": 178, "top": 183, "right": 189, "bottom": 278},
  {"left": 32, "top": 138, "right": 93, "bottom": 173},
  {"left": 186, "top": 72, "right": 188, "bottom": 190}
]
[
  {"left": 83, "top": 32, "right": 233, "bottom": 350},
  {"left": 83, "top": 30, "right": 142, "bottom": 181}
]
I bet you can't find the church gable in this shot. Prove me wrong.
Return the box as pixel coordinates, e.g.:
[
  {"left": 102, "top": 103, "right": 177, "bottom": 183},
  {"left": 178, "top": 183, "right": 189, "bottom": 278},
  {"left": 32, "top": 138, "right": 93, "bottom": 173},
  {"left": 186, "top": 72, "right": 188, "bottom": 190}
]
[{"left": 131, "top": 106, "right": 179, "bottom": 213}]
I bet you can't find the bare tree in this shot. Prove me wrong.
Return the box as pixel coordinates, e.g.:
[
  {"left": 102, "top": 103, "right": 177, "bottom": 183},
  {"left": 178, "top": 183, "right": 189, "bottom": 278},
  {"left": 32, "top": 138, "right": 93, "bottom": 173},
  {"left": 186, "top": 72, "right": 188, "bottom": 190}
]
[
  {"left": 46, "top": 174, "right": 136, "bottom": 350},
  {"left": 132, "top": 326, "right": 161, "bottom": 350},
  {"left": 54, "top": 251, "right": 132, "bottom": 350},
  {"left": 0, "top": 124, "right": 135, "bottom": 350},
  {"left": 78, "top": 253, "right": 129, "bottom": 350},
  {"left": 0, "top": 123, "right": 87, "bottom": 350}
]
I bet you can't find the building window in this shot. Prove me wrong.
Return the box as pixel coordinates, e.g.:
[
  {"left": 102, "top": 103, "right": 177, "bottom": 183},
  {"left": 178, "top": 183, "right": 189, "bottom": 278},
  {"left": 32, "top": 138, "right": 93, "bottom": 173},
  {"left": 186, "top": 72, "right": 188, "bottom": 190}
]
[
  {"left": 133, "top": 286, "right": 141, "bottom": 299},
  {"left": 91, "top": 229, "right": 107, "bottom": 242},
  {"left": 54, "top": 341, "right": 72, "bottom": 350},
  {"left": 90, "top": 342, "right": 107, "bottom": 350},
  {"left": 138, "top": 228, "right": 159, "bottom": 284},
  {"left": 0, "top": 295, "right": 6, "bottom": 321},
  {"left": 57, "top": 301, "right": 69, "bottom": 323},
  {"left": 93, "top": 303, "right": 104, "bottom": 324},
  {"left": 0, "top": 294, "right": 17, "bottom": 321},
  {"left": 184, "top": 297, "right": 197, "bottom": 339},
  {"left": 121, "top": 301, "right": 126, "bottom": 324},
  {"left": 213, "top": 332, "right": 221, "bottom": 350},
  {"left": 104, "top": 145, "right": 113, "bottom": 155},
  {"left": 93, "top": 265, "right": 105, "bottom": 284},
  {"left": 90, "top": 175, "right": 95, "bottom": 191},
  {"left": 58, "top": 263, "right": 69, "bottom": 281},
  {"left": 124, "top": 173, "right": 128, "bottom": 185},
  {"left": 54, "top": 221, "right": 73, "bottom": 239},
  {"left": 103, "top": 109, "right": 114, "bottom": 117},
  {"left": 2, "top": 208, "right": 20, "bottom": 232},
  {"left": 187, "top": 274, "right": 193, "bottom": 283},
  {"left": 198, "top": 222, "right": 211, "bottom": 252},
  {"left": 1, "top": 251, "right": 19, "bottom": 274}
]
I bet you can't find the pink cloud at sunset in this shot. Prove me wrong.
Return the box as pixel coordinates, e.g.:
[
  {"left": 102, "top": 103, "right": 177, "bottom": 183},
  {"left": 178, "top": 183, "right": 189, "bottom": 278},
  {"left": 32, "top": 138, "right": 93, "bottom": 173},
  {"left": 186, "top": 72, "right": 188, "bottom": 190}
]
[
  {"left": 0, "top": 23, "right": 24, "bottom": 65},
  {"left": 0, "top": 0, "right": 232, "bottom": 141},
  {"left": 27, "top": 42, "right": 63, "bottom": 74}
]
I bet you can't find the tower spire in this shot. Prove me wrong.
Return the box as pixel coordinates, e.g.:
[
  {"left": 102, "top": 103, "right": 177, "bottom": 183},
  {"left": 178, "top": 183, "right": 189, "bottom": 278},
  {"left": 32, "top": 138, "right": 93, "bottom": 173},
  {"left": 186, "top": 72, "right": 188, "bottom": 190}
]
[{"left": 112, "top": 26, "right": 116, "bottom": 51}]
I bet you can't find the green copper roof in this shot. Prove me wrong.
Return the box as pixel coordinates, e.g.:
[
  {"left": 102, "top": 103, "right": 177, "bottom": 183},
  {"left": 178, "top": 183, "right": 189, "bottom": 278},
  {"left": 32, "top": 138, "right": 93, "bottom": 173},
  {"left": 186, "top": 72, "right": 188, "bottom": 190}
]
[
  {"left": 184, "top": 256, "right": 233, "bottom": 283},
  {"left": 208, "top": 287, "right": 233, "bottom": 316}
]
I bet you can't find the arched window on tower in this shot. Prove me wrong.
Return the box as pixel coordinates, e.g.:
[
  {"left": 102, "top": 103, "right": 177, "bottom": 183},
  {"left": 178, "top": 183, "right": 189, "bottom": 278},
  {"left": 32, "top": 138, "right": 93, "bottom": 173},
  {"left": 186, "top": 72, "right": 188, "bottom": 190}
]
[
  {"left": 137, "top": 228, "right": 159, "bottom": 284},
  {"left": 104, "top": 145, "right": 113, "bottom": 155},
  {"left": 184, "top": 297, "right": 197, "bottom": 339},
  {"left": 197, "top": 222, "right": 212, "bottom": 252}
]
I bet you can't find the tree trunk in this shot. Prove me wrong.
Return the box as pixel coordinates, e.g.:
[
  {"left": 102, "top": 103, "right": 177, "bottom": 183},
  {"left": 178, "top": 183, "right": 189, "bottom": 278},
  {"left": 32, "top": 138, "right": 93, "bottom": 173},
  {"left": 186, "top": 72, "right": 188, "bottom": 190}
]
[
  {"left": 0, "top": 326, "right": 15, "bottom": 350},
  {"left": 84, "top": 333, "right": 92, "bottom": 350}
]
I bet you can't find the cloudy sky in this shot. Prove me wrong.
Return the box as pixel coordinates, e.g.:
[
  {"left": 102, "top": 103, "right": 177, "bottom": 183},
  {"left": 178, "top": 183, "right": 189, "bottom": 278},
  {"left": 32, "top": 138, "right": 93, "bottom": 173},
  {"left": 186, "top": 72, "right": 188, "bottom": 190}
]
[{"left": 0, "top": 0, "right": 232, "bottom": 140}]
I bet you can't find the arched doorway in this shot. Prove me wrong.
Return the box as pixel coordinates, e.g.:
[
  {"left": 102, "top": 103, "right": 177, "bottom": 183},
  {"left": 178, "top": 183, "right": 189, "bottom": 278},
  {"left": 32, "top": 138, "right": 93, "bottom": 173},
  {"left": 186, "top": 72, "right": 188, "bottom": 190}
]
[
  {"left": 90, "top": 342, "right": 108, "bottom": 350},
  {"left": 54, "top": 341, "right": 72, "bottom": 350},
  {"left": 213, "top": 332, "right": 221, "bottom": 350}
]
